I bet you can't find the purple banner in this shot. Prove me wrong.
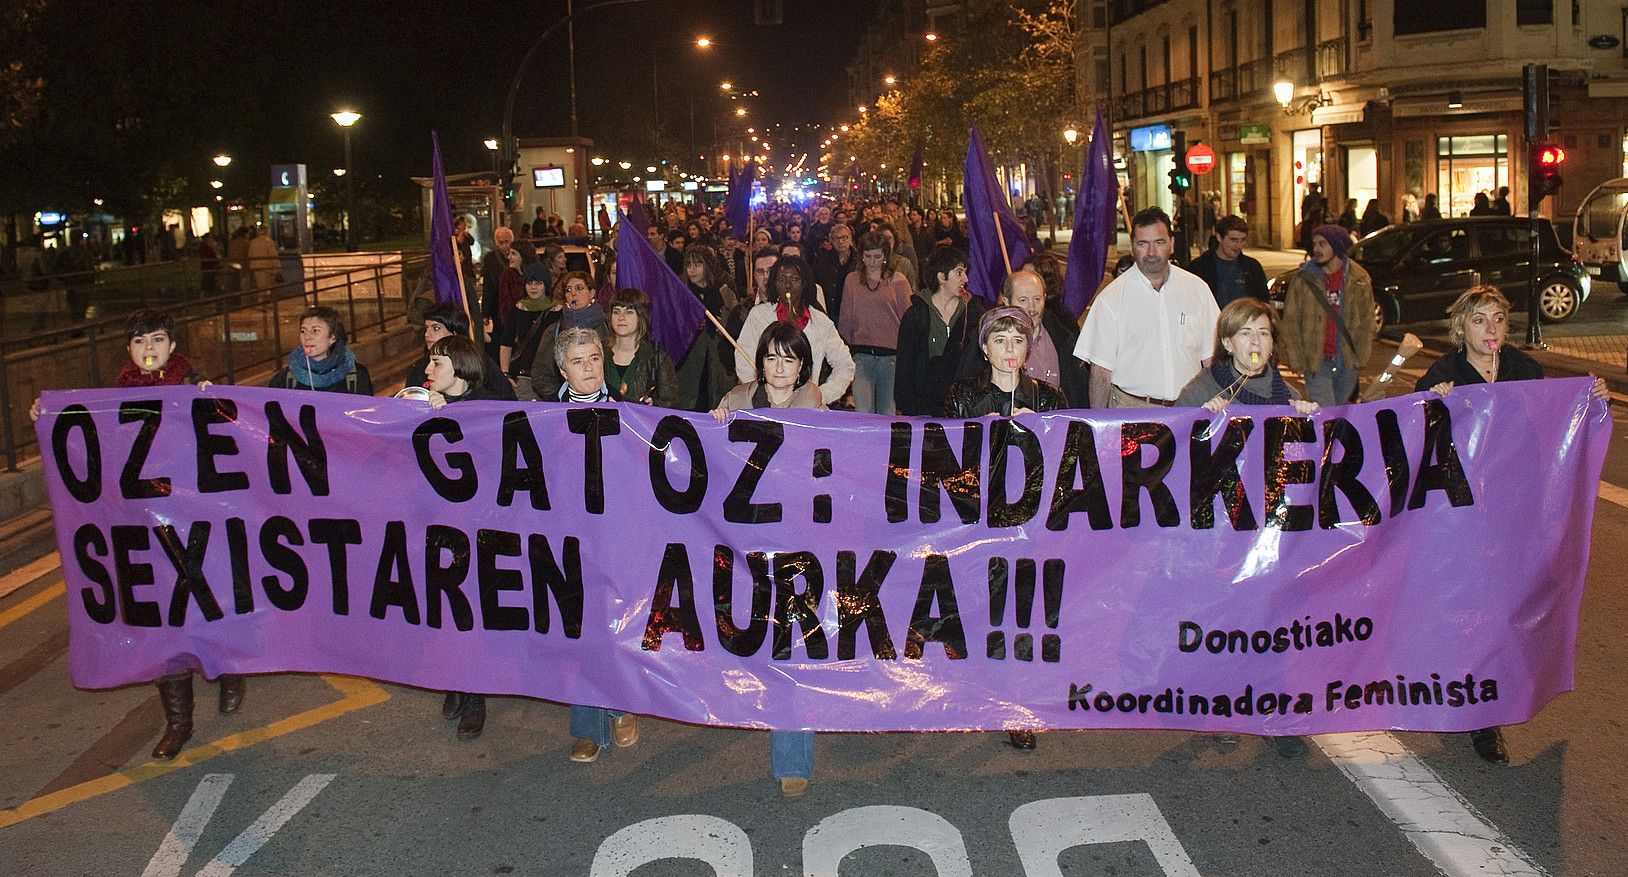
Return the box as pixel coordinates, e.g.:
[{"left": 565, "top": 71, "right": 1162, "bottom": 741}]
[{"left": 40, "top": 381, "right": 1608, "bottom": 735}]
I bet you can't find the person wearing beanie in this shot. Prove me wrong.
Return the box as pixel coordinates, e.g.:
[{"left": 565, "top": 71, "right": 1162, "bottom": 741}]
[{"left": 1277, "top": 224, "right": 1374, "bottom": 407}]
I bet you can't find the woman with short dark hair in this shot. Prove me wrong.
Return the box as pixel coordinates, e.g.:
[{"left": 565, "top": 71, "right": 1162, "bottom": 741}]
[{"left": 269, "top": 306, "right": 373, "bottom": 394}]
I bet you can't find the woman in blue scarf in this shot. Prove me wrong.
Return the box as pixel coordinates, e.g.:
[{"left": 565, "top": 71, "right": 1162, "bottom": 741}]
[{"left": 269, "top": 306, "right": 374, "bottom": 394}]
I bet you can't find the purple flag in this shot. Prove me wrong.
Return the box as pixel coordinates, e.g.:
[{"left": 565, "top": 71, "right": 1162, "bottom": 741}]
[
  {"left": 428, "top": 132, "right": 468, "bottom": 316},
  {"left": 1064, "top": 108, "right": 1119, "bottom": 316},
  {"left": 963, "top": 124, "right": 1029, "bottom": 303},
  {"left": 725, "top": 161, "right": 754, "bottom": 240},
  {"left": 625, "top": 196, "right": 654, "bottom": 244},
  {"left": 617, "top": 208, "right": 706, "bottom": 362},
  {"left": 907, "top": 141, "right": 924, "bottom": 192},
  {"left": 43, "top": 381, "right": 1612, "bottom": 734}
]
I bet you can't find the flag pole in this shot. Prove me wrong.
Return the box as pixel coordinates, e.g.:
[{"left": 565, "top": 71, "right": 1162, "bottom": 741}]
[
  {"left": 449, "top": 233, "right": 477, "bottom": 341},
  {"left": 993, "top": 210, "right": 1014, "bottom": 275}
]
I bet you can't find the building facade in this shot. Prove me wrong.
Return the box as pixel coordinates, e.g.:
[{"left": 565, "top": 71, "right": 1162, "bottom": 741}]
[{"left": 1107, "top": 0, "right": 1628, "bottom": 248}]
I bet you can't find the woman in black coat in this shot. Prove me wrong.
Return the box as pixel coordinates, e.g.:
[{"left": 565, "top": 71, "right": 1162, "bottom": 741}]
[
  {"left": 895, "top": 246, "right": 984, "bottom": 415},
  {"left": 1417, "top": 285, "right": 1607, "bottom": 764}
]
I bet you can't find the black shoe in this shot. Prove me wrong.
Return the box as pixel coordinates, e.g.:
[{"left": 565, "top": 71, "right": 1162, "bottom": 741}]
[
  {"left": 217, "top": 675, "right": 245, "bottom": 715},
  {"left": 441, "top": 691, "right": 465, "bottom": 719},
  {"left": 1008, "top": 730, "right": 1037, "bottom": 750},
  {"left": 152, "top": 674, "right": 194, "bottom": 760},
  {"left": 456, "top": 695, "right": 486, "bottom": 740},
  {"left": 1470, "top": 727, "right": 1507, "bottom": 764},
  {"left": 1267, "top": 735, "right": 1308, "bottom": 759}
]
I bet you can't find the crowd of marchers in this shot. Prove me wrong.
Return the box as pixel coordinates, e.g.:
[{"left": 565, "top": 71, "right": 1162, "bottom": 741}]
[{"left": 37, "top": 192, "right": 1609, "bottom": 798}]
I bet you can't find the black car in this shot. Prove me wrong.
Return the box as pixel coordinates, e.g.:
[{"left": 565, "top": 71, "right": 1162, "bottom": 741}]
[{"left": 1347, "top": 217, "right": 1589, "bottom": 329}]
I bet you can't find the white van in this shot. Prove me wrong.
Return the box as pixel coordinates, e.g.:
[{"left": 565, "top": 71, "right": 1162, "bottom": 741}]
[{"left": 1572, "top": 177, "right": 1628, "bottom": 292}]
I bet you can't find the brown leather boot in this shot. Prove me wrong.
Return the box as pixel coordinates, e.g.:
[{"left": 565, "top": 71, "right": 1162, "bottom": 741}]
[
  {"left": 217, "top": 675, "right": 245, "bottom": 715},
  {"left": 152, "top": 674, "right": 194, "bottom": 760}
]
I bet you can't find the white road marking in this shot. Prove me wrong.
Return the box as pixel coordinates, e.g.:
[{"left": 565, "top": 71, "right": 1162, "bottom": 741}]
[
  {"left": 589, "top": 815, "right": 752, "bottom": 877},
  {"left": 802, "top": 806, "right": 971, "bottom": 877},
  {"left": 1316, "top": 732, "right": 1546, "bottom": 876},
  {"left": 139, "top": 774, "right": 234, "bottom": 877},
  {"left": 1598, "top": 481, "right": 1628, "bottom": 510},
  {"left": 192, "top": 774, "right": 336, "bottom": 877},
  {"left": 1009, "top": 795, "right": 1199, "bottom": 877}
]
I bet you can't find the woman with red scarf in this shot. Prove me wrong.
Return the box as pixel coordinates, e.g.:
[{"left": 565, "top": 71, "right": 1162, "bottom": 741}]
[{"left": 31, "top": 310, "right": 240, "bottom": 760}]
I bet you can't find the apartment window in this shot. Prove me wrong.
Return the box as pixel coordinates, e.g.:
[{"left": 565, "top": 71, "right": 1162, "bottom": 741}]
[
  {"left": 1516, "top": 0, "right": 1552, "bottom": 25},
  {"left": 1395, "top": 0, "right": 1485, "bottom": 35},
  {"left": 1092, "top": 0, "right": 1108, "bottom": 28}
]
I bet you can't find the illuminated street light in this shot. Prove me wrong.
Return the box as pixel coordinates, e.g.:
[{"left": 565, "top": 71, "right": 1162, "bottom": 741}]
[
  {"left": 483, "top": 138, "right": 499, "bottom": 151},
  {"left": 736, "top": 107, "right": 747, "bottom": 117},
  {"left": 210, "top": 179, "right": 223, "bottom": 189},
  {"left": 857, "top": 105, "right": 868, "bottom": 114},
  {"left": 884, "top": 75, "right": 897, "bottom": 86},
  {"left": 330, "top": 110, "right": 360, "bottom": 251},
  {"left": 333, "top": 168, "right": 346, "bottom": 176},
  {"left": 839, "top": 124, "right": 850, "bottom": 132},
  {"left": 213, "top": 154, "right": 232, "bottom": 168},
  {"left": 1273, "top": 80, "right": 1295, "bottom": 107},
  {"left": 591, "top": 157, "right": 606, "bottom": 165},
  {"left": 925, "top": 32, "right": 939, "bottom": 42},
  {"left": 1063, "top": 128, "right": 1079, "bottom": 145},
  {"left": 646, "top": 166, "right": 658, "bottom": 173},
  {"left": 695, "top": 36, "right": 712, "bottom": 48},
  {"left": 720, "top": 81, "right": 732, "bottom": 91}
]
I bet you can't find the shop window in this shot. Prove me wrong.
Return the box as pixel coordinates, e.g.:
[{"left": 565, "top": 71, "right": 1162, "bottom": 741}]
[
  {"left": 1396, "top": 0, "right": 1485, "bottom": 35},
  {"left": 1436, "top": 135, "right": 1508, "bottom": 217}
]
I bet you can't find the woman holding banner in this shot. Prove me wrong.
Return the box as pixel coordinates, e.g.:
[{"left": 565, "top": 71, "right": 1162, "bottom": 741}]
[
  {"left": 710, "top": 321, "right": 825, "bottom": 797},
  {"left": 421, "top": 334, "right": 503, "bottom": 737},
  {"left": 551, "top": 325, "right": 641, "bottom": 760},
  {"left": 29, "top": 309, "right": 239, "bottom": 761},
  {"left": 942, "top": 307, "right": 1065, "bottom": 752},
  {"left": 1417, "top": 285, "right": 1607, "bottom": 764},
  {"left": 1175, "top": 298, "right": 1318, "bottom": 415}
]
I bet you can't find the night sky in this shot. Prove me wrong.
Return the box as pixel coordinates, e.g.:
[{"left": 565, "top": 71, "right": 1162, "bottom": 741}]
[{"left": 241, "top": 0, "right": 871, "bottom": 181}]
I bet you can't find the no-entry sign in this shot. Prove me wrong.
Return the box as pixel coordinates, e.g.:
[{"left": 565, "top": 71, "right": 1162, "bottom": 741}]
[{"left": 1186, "top": 143, "right": 1217, "bottom": 175}]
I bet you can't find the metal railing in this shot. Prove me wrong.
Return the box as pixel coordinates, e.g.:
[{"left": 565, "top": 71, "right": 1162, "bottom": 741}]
[
  {"left": 0, "top": 254, "right": 428, "bottom": 471},
  {"left": 1316, "top": 37, "right": 1348, "bottom": 80}
]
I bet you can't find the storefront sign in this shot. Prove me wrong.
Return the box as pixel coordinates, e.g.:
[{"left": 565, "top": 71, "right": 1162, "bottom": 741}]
[
  {"left": 1130, "top": 125, "right": 1173, "bottom": 152},
  {"left": 1238, "top": 124, "right": 1272, "bottom": 145}
]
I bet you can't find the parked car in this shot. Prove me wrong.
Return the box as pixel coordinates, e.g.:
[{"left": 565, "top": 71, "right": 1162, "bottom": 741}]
[{"left": 1273, "top": 217, "right": 1589, "bottom": 331}]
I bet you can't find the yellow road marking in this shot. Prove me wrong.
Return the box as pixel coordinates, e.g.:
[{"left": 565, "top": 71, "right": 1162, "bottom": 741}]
[
  {"left": 0, "top": 552, "right": 61, "bottom": 601},
  {"left": 0, "top": 674, "right": 390, "bottom": 829},
  {"left": 0, "top": 582, "right": 63, "bottom": 630}
]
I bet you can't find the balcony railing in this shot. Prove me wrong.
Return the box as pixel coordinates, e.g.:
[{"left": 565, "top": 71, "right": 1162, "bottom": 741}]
[
  {"left": 1209, "top": 57, "right": 1274, "bottom": 104},
  {"left": 1113, "top": 77, "right": 1199, "bottom": 120},
  {"left": 1316, "top": 37, "right": 1348, "bottom": 80},
  {"left": 1274, "top": 46, "right": 1314, "bottom": 87}
]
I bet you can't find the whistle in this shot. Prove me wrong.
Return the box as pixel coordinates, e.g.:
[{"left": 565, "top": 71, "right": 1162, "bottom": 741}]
[
  {"left": 143, "top": 355, "right": 157, "bottom": 369},
  {"left": 1249, "top": 352, "right": 1260, "bottom": 367}
]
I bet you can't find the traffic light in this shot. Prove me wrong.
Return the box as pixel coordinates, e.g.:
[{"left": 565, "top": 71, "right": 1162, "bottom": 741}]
[
  {"left": 1169, "top": 146, "right": 1191, "bottom": 196},
  {"left": 1528, "top": 141, "right": 1564, "bottom": 209}
]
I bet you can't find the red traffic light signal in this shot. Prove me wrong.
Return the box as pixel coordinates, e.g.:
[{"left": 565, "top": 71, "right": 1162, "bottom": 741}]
[{"left": 1529, "top": 141, "right": 1565, "bottom": 208}]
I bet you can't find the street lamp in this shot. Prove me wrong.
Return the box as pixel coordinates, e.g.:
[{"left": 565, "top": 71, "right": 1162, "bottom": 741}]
[
  {"left": 695, "top": 35, "right": 712, "bottom": 48},
  {"left": 720, "top": 81, "right": 732, "bottom": 91},
  {"left": 736, "top": 107, "right": 747, "bottom": 117},
  {"left": 884, "top": 75, "right": 897, "bottom": 87},
  {"left": 213, "top": 154, "right": 232, "bottom": 168},
  {"left": 1273, "top": 80, "right": 1295, "bottom": 108},
  {"left": 924, "top": 32, "right": 939, "bottom": 42},
  {"left": 1063, "top": 128, "right": 1079, "bottom": 145},
  {"left": 331, "top": 110, "right": 361, "bottom": 251},
  {"left": 210, "top": 179, "right": 224, "bottom": 189}
]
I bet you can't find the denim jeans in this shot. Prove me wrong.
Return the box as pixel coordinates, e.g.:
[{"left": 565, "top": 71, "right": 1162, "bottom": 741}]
[
  {"left": 770, "top": 730, "right": 814, "bottom": 780},
  {"left": 569, "top": 705, "right": 628, "bottom": 747},
  {"left": 851, "top": 352, "right": 897, "bottom": 415},
  {"left": 1302, "top": 354, "right": 1357, "bottom": 408}
]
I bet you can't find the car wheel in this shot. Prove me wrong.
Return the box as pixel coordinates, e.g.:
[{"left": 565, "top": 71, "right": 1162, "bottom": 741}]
[
  {"left": 1372, "top": 300, "right": 1387, "bottom": 335},
  {"left": 1537, "top": 278, "right": 1579, "bottom": 323}
]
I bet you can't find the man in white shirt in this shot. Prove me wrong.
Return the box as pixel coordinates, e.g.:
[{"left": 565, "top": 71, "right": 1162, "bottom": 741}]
[{"left": 1075, "top": 207, "right": 1220, "bottom": 408}]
